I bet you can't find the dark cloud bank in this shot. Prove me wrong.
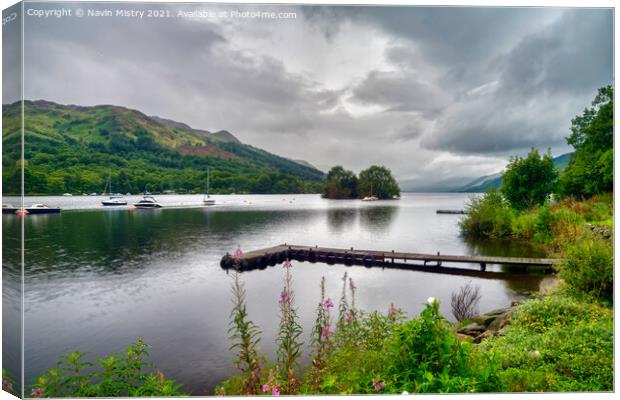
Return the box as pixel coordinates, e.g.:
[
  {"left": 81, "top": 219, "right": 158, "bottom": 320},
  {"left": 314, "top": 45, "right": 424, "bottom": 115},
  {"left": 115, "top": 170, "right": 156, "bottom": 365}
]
[{"left": 13, "top": 3, "right": 613, "bottom": 187}]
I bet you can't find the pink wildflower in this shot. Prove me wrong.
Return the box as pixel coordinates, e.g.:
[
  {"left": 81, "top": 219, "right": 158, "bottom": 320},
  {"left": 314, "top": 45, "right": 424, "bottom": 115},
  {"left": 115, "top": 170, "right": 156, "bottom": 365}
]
[
  {"left": 2, "top": 379, "right": 12, "bottom": 392},
  {"left": 372, "top": 379, "right": 386, "bottom": 392},
  {"left": 388, "top": 303, "right": 398, "bottom": 317},
  {"left": 345, "top": 311, "right": 353, "bottom": 323},
  {"left": 31, "top": 388, "right": 44, "bottom": 398},
  {"left": 321, "top": 324, "right": 334, "bottom": 340},
  {"left": 282, "top": 259, "right": 293, "bottom": 269},
  {"left": 271, "top": 387, "right": 280, "bottom": 396},
  {"left": 233, "top": 246, "right": 243, "bottom": 261},
  {"left": 279, "top": 291, "right": 292, "bottom": 305},
  {"left": 323, "top": 298, "right": 334, "bottom": 309},
  {"left": 262, "top": 384, "right": 269, "bottom": 393}
]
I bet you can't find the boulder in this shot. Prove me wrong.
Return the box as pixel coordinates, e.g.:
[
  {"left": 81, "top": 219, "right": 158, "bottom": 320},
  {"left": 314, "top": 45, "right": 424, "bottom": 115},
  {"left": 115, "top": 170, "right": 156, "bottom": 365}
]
[{"left": 456, "top": 305, "right": 517, "bottom": 342}]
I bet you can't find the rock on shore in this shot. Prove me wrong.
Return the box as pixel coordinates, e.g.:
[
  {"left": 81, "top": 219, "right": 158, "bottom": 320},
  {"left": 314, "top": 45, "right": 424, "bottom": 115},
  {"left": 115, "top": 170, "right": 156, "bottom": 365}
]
[{"left": 456, "top": 301, "right": 521, "bottom": 343}]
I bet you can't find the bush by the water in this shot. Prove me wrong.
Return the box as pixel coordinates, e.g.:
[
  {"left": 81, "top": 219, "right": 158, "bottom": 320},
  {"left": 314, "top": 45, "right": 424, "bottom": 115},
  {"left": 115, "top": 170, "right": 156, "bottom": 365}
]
[
  {"left": 29, "top": 339, "right": 186, "bottom": 397},
  {"left": 459, "top": 189, "right": 514, "bottom": 238},
  {"left": 559, "top": 234, "right": 613, "bottom": 303},
  {"left": 501, "top": 148, "right": 558, "bottom": 211}
]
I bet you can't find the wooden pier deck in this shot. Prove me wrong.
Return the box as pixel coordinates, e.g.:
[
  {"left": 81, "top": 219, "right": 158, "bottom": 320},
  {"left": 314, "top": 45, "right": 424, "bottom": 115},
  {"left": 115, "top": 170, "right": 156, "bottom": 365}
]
[{"left": 220, "top": 244, "right": 560, "bottom": 276}]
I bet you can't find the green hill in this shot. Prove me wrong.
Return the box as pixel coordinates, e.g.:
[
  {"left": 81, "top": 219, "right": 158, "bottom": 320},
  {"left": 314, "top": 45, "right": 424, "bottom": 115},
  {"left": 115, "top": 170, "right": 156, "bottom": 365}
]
[
  {"left": 458, "top": 153, "right": 573, "bottom": 193},
  {"left": 2, "top": 100, "right": 324, "bottom": 195}
]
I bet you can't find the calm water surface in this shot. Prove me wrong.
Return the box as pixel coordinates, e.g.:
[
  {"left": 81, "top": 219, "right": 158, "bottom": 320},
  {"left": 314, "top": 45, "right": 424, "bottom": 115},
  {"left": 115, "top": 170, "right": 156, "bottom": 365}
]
[{"left": 2, "top": 193, "right": 546, "bottom": 394}]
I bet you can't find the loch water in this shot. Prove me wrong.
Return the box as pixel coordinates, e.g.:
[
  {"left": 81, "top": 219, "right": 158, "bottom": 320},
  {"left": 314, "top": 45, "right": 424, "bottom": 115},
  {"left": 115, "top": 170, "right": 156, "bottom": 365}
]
[{"left": 2, "top": 193, "right": 547, "bottom": 394}]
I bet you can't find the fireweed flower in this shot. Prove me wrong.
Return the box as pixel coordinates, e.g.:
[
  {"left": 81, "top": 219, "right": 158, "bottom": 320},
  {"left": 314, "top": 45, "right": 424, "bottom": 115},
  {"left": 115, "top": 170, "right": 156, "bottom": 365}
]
[
  {"left": 372, "top": 379, "right": 386, "bottom": 392},
  {"left": 282, "top": 259, "right": 293, "bottom": 269},
  {"left": 279, "top": 291, "right": 292, "bottom": 305},
  {"left": 388, "top": 303, "right": 398, "bottom": 317},
  {"left": 262, "top": 384, "right": 269, "bottom": 393},
  {"left": 31, "top": 388, "right": 44, "bottom": 398},
  {"left": 233, "top": 246, "right": 243, "bottom": 261},
  {"left": 271, "top": 387, "right": 280, "bottom": 396},
  {"left": 2, "top": 379, "right": 12, "bottom": 392},
  {"left": 345, "top": 311, "right": 353, "bottom": 323},
  {"left": 321, "top": 324, "right": 334, "bottom": 339},
  {"left": 323, "top": 298, "right": 334, "bottom": 309}
]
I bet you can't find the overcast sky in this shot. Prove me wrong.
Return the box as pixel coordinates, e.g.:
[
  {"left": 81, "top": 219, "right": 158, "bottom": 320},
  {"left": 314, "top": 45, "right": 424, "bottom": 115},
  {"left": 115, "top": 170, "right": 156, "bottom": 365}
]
[{"left": 10, "top": 2, "right": 614, "bottom": 186}]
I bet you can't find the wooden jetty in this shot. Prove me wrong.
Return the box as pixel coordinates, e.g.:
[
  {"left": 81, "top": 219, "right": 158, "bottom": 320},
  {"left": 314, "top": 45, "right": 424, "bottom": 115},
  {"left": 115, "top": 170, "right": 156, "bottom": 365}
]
[
  {"left": 436, "top": 209, "right": 467, "bottom": 214},
  {"left": 220, "top": 244, "right": 560, "bottom": 276}
]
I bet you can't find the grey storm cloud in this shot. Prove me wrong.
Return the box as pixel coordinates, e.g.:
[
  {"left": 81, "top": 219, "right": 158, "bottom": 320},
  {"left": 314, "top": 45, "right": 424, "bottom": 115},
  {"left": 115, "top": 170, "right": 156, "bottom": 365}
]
[
  {"left": 8, "top": 2, "right": 613, "bottom": 185},
  {"left": 351, "top": 70, "right": 450, "bottom": 116}
]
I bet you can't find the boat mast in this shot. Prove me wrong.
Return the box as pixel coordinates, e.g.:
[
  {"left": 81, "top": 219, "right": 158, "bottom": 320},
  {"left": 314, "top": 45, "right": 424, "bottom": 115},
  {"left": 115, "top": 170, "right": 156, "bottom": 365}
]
[{"left": 205, "top": 167, "right": 211, "bottom": 200}]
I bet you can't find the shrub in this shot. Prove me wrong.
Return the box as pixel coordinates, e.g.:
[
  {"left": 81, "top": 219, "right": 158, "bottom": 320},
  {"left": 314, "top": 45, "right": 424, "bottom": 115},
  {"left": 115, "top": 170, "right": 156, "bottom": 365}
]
[
  {"left": 501, "top": 148, "right": 558, "bottom": 211},
  {"left": 460, "top": 189, "right": 514, "bottom": 238},
  {"left": 451, "top": 282, "right": 481, "bottom": 322},
  {"left": 30, "top": 340, "right": 186, "bottom": 397},
  {"left": 384, "top": 299, "right": 502, "bottom": 393},
  {"left": 559, "top": 235, "right": 613, "bottom": 302},
  {"left": 308, "top": 309, "right": 403, "bottom": 394},
  {"left": 533, "top": 204, "right": 555, "bottom": 242},
  {"left": 511, "top": 210, "right": 537, "bottom": 239}
]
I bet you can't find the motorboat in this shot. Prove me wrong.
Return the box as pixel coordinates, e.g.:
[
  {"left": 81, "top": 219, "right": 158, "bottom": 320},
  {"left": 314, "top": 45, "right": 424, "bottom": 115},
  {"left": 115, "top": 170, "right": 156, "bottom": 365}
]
[
  {"left": 25, "top": 204, "right": 62, "bottom": 214},
  {"left": 134, "top": 195, "right": 162, "bottom": 209},
  {"left": 2, "top": 204, "right": 19, "bottom": 214},
  {"left": 102, "top": 195, "right": 128, "bottom": 206}
]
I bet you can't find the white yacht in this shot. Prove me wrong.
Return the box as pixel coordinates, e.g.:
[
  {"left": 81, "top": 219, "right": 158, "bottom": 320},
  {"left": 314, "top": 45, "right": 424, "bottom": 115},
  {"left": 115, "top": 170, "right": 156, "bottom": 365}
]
[
  {"left": 362, "top": 195, "right": 379, "bottom": 202},
  {"left": 361, "top": 181, "right": 379, "bottom": 201},
  {"left": 102, "top": 195, "right": 128, "bottom": 206}
]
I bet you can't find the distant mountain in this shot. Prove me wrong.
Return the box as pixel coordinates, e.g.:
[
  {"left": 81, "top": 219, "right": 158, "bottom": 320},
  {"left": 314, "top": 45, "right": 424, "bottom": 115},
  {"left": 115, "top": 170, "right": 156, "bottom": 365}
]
[
  {"left": 458, "top": 153, "right": 573, "bottom": 193},
  {"left": 291, "top": 159, "right": 322, "bottom": 171},
  {"left": 400, "top": 176, "right": 478, "bottom": 193},
  {"left": 2, "top": 100, "right": 324, "bottom": 195}
]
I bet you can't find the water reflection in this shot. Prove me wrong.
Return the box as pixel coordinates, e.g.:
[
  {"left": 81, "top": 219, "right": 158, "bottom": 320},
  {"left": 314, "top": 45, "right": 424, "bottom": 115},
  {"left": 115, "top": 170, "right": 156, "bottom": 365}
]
[
  {"left": 2, "top": 214, "right": 23, "bottom": 394},
  {"left": 326, "top": 208, "right": 357, "bottom": 233},
  {"left": 359, "top": 205, "right": 399, "bottom": 233}
]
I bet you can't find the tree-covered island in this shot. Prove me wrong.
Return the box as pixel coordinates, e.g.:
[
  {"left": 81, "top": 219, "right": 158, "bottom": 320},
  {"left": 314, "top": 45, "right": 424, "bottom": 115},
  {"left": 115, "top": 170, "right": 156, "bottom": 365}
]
[{"left": 322, "top": 165, "right": 401, "bottom": 200}]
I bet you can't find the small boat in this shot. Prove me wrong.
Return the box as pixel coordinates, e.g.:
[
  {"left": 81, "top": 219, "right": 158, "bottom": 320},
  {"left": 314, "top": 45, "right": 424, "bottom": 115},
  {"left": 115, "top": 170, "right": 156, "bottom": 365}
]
[
  {"left": 101, "top": 175, "right": 127, "bottom": 206},
  {"left": 361, "top": 181, "right": 379, "bottom": 201},
  {"left": 203, "top": 167, "right": 216, "bottom": 206},
  {"left": 134, "top": 195, "right": 162, "bottom": 209},
  {"left": 2, "top": 204, "right": 19, "bottom": 214},
  {"left": 102, "top": 196, "right": 128, "bottom": 206},
  {"left": 63, "top": 193, "right": 73, "bottom": 197},
  {"left": 25, "top": 204, "right": 61, "bottom": 214},
  {"left": 362, "top": 196, "right": 379, "bottom": 202}
]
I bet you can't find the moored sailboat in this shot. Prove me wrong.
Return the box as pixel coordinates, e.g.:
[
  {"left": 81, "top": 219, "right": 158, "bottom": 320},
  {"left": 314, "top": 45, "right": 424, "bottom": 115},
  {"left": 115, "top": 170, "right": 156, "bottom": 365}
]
[
  {"left": 101, "top": 174, "right": 128, "bottom": 206},
  {"left": 203, "top": 167, "right": 216, "bottom": 206}
]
